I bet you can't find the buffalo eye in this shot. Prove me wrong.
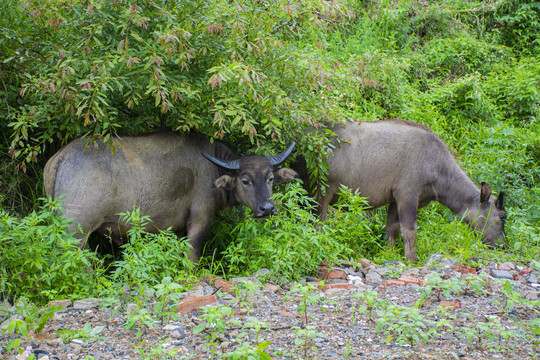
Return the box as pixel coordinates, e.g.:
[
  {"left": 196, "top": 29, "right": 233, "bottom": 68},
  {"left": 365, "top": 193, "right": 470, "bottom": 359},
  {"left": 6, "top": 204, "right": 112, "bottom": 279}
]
[
  {"left": 241, "top": 178, "right": 251, "bottom": 186},
  {"left": 500, "top": 215, "right": 506, "bottom": 223},
  {"left": 267, "top": 177, "right": 274, "bottom": 184}
]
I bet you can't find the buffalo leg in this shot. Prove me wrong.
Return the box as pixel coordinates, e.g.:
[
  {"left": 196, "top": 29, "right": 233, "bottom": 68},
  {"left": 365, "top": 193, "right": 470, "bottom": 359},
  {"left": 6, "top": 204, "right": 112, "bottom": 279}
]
[
  {"left": 63, "top": 207, "right": 94, "bottom": 250},
  {"left": 186, "top": 209, "right": 213, "bottom": 262},
  {"left": 316, "top": 184, "right": 338, "bottom": 221},
  {"left": 396, "top": 199, "right": 418, "bottom": 262},
  {"left": 386, "top": 203, "right": 400, "bottom": 247},
  {"left": 186, "top": 225, "right": 209, "bottom": 262}
]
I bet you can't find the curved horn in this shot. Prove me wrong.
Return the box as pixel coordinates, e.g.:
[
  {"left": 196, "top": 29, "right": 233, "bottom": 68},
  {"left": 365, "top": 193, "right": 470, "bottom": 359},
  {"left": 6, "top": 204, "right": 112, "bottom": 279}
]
[
  {"left": 268, "top": 142, "right": 296, "bottom": 166},
  {"left": 202, "top": 152, "right": 240, "bottom": 171}
]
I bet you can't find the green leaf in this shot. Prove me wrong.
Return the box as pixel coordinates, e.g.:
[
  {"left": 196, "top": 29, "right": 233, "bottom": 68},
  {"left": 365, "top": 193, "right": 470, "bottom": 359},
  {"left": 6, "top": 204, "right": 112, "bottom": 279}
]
[
  {"left": 502, "top": 280, "right": 512, "bottom": 294},
  {"left": 193, "top": 322, "right": 206, "bottom": 334}
]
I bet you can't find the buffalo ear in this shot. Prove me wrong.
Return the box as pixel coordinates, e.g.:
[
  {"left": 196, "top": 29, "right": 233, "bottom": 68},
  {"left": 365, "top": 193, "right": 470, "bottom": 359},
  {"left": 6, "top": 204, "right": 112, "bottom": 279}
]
[
  {"left": 496, "top": 191, "right": 505, "bottom": 209},
  {"left": 214, "top": 175, "right": 235, "bottom": 190},
  {"left": 480, "top": 182, "right": 492, "bottom": 203},
  {"left": 274, "top": 168, "right": 299, "bottom": 184}
]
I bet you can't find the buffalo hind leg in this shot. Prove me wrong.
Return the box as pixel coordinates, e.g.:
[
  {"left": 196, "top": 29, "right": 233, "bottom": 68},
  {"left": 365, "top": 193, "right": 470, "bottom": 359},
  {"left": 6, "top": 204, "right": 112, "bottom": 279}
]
[
  {"left": 396, "top": 199, "right": 419, "bottom": 262},
  {"left": 386, "top": 203, "right": 400, "bottom": 247},
  {"left": 61, "top": 200, "right": 101, "bottom": 251}
]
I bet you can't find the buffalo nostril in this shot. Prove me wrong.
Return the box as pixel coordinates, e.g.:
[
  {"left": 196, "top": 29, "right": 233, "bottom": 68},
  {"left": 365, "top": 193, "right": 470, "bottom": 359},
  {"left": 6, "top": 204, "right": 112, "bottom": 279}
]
[{"left": 258, "top": 202, "right": 276, "bottom": 216}]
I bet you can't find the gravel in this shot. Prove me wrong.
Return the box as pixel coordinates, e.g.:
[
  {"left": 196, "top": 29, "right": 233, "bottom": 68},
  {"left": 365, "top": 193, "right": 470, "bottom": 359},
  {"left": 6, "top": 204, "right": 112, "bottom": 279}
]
[{"left": 1, "top": 255, "right": 539, "bottom": 360}]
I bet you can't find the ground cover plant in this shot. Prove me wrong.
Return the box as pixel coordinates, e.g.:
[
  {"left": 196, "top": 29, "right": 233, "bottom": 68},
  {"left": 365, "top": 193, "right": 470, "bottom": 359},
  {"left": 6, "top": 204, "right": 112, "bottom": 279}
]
[{"left": 1, "top": 0, "right": 539, "bottom": 357}]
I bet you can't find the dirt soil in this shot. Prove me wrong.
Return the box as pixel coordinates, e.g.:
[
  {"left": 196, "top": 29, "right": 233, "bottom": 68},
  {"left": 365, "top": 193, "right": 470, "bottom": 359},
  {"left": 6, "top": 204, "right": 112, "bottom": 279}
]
[{"left": 2, "top": 255, "right": 540, "bottom": 360}]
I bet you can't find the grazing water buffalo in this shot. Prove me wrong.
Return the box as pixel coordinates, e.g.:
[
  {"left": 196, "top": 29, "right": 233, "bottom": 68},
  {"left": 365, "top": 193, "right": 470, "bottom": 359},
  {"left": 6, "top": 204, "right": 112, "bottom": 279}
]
[
  {"left": 44, "top": 132, "right": 298, "bottom": 260},
  {"left": 296, "top": 119, "right": 506, "bottom": 262}
]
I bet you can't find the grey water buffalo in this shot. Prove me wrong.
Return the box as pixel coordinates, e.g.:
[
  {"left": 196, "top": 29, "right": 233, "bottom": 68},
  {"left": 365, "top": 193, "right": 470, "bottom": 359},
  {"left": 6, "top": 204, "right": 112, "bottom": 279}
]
[
  {"left": 296, "top": 119, "right": 506, "bottom": 262},
  {"left": 44, "top": 131, "right": 298, "bottom": 260}
]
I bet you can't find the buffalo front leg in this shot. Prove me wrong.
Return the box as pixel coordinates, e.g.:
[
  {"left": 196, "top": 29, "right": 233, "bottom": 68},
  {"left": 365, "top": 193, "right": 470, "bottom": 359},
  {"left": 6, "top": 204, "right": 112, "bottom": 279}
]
[
  {"left": 386, "top": 203, "right": 400, "bottom": 247},
  {"left": 186, "top": 212, "right": 212, "bottom": 262},
  {"left": 396, "top": 199, "right": 419, "bottom": 262},
  {"left": 316, "top": 184, "right": 338, "bottom": 221}
]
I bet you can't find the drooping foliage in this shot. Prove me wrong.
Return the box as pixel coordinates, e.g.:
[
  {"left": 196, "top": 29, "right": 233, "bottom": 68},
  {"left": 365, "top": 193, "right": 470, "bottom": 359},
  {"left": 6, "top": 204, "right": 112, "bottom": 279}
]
[{"left": 1, "top": 0, "right": 356, "bottom": 210}]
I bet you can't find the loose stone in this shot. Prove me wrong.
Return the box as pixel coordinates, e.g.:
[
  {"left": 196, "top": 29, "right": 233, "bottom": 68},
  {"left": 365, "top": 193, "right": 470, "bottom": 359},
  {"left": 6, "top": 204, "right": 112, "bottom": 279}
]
[
  {"left": 73, "top": 298, "right": 101, "bottom": 310},
  {"left": 491, "top": 269, "right": 514, "bottom": 280}
]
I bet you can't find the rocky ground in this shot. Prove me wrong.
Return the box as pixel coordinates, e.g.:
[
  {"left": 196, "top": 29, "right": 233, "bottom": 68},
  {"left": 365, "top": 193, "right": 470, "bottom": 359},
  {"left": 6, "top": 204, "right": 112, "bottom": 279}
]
[{"left": 2, "top": 254, "right": 540, "bottom": 360}]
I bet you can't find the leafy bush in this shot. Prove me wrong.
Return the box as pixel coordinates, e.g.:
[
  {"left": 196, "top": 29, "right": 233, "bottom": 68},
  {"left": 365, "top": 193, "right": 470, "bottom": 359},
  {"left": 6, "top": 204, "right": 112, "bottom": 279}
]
[
  {"left": 1, "top": 0, "right": 540, "bottom": 290},
  {"left": 414, "top": 204, "right": 487, "bottom": 264},
  {"left": 1, "top": 0, "right": 353, "bottom": 205},
  {"left": 486, "top": 0, "right": 540, "bottom": 56},
  {"left": 429, "top": 74, "right": 499, "bottom": 125},
  {"left": 221, "top": 183, "right": 381, "bottom": 281},
  {"left": 0, "top": 198, "right": 100, "bottom": 305},
  {"left": 484, "top": 60, "right": 540, "bottom": 123},
  {"left": 222, "top": 183, "right": 325, "bottom": 280},
  {"left": 412, "top": 36, "right": 512, "bottom": 80},
  {"left": 109, "top": 208, "right": 196, "bottom": 288}
]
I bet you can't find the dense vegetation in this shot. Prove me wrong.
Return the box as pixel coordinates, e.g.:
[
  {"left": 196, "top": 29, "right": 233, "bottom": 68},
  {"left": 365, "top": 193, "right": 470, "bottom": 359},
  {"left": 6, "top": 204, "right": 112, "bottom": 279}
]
[{"left": 1, "top": 0, "right": 539, "bottom": 307}]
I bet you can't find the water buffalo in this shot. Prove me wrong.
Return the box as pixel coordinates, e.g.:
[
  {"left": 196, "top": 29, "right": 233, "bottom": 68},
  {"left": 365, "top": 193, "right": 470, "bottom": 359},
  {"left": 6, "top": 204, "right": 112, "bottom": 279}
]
[
  {"left": 44, "top": 131, "right": 298, "bottom": 260},
  {"left": 296, "top": 119, "right": 506, "bottom": 262}
]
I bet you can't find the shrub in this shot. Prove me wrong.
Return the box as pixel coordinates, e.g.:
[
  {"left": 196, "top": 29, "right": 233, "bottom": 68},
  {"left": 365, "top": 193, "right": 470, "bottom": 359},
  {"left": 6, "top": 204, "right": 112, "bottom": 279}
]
[
  {"left": 486, "top": 0, "right": 540, "bottom": 56},
  {"left": 484, "top": 60, "right": 540, "bottom": 123},
  {"left": 221, "top": 183, "right": 382, "bottom": 282},
  {"left": 109, "top": 208, "right": 196, "bottom": 289},
  {"left": 0, "top": 198, "right": 100, "bottom": 305},
  {"left": 429, "top": 74, "right": 500, "bottom": 125}
]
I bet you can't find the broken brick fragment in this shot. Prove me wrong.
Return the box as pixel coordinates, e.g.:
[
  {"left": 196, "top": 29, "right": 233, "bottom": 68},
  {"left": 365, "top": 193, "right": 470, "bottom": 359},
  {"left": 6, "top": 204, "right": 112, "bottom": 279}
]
[
  {"left": 453, "top": 264, "right": 478, "bottom": 275},
  {"left": 384, "top": 280, "right": 406, "bottom": 287},
  {"left": 439, "top": 300, "right": 461, "bottom": 308},
  {"left": 318, "top": 266, "right": 347, "bottom": 280},
  {"left": 322, "top": 283, "right": 353, "bottom": 292},
  {"left": 213, "top": 278, "right": 236, "bottom": 295},
  {"left": 397, "top": 275, "right": 426, "bottom": 286},
  {"left": 177, "top": 295, "right": 217, "bottom": 314}
]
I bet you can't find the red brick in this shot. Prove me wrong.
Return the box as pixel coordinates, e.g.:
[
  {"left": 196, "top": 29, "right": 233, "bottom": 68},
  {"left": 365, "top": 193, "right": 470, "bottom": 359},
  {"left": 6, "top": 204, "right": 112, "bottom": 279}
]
[
  {"left": 214, "top": 278, "right": 236, "bottom": 295},
  {"left": 177, "top": 295, "right": 217, "bottom": 314},
  {"left": 279, "top": 309, "right": 295, "bottom": 317},
  {"left": 29, "top": 331, "right": 58, "bottom": 343},
  {"left": 322, "top": 283, "right": 353, "bottom": 291},
  {"left": 384, "top": 280, "right": 406, "bottom": 287},
  {"left": 397, "top": 275, "right": 426, "bottom": 286},
  {"left": 318, "top": 266, "right": 330, "bottom": 279},
  {"left": 327, "top": 269, "right": 347, "bottom": 280},
  {"left": 520, "top": 267, "right": 533, "bottom": 275},
  {"left": 454, "top": 264, "right": 478, "bottom": 275},
  {"left": 359, "top": 258, "right": 374, "bottom": 268},
  {"left": 318, "top": 266, "right": 347, "bottom": 280},
  {"left": 439, "top": 300, "right": 461, "bottom": 309}
]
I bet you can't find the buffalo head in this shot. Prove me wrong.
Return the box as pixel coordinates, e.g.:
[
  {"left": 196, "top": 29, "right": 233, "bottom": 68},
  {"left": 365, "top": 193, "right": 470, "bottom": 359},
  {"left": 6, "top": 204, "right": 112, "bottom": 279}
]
[
  {"left": 470, "top": 182, "right": 506, "bottom": 247},
  {"left": 202, "top": 143, "right": 298, "bottom": 217}
]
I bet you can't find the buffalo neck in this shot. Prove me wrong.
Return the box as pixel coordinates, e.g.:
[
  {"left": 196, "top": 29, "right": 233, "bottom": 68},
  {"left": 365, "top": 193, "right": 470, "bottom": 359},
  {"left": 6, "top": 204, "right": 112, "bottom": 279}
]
[
  {"left": 211, "top": 182, "right": 239, "bottom": 211},
  {"left": 434, "top": 166, "right": 480, "bottom": 224}
]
